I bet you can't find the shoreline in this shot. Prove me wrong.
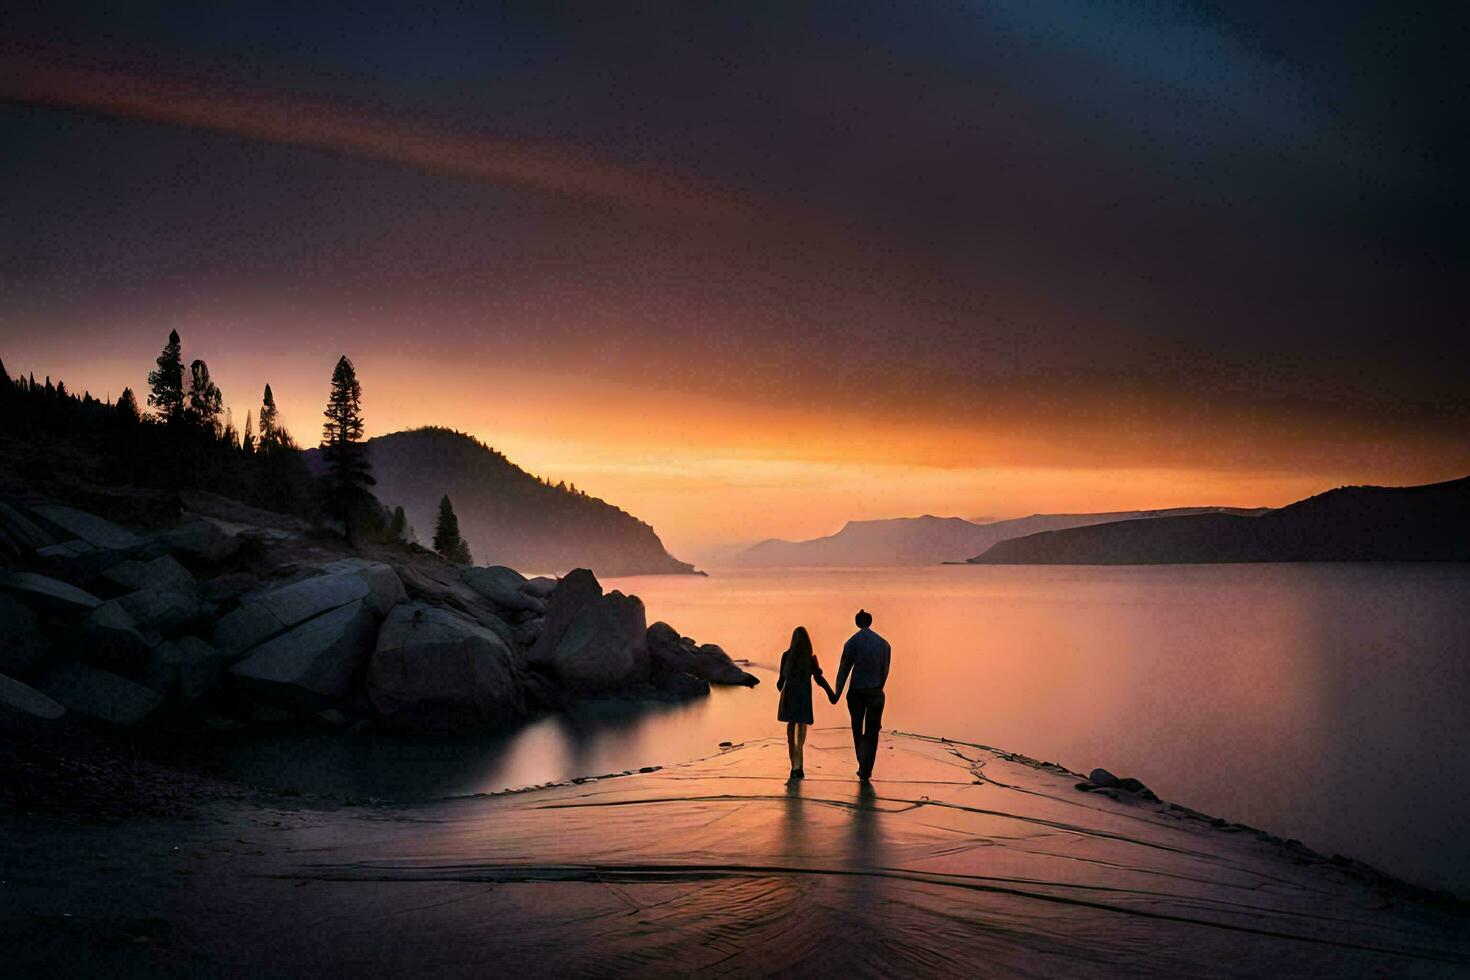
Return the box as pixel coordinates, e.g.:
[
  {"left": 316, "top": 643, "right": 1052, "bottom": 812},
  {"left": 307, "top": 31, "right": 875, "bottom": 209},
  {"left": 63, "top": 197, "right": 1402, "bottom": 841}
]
[{"left": 5, "top": 727, "right": 1465, "bottom": 976}]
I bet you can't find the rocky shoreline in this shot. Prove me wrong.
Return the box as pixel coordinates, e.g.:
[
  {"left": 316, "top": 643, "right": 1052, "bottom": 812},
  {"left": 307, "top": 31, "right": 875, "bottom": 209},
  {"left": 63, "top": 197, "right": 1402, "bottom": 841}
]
[{"left": 0, "top": 489, "right": 756, "bottom": 743}]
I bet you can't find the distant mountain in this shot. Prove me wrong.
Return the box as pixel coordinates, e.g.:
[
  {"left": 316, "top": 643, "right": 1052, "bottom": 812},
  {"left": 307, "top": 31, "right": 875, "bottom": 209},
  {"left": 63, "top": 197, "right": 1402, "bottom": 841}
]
[
  {"left": 306, "top": 427, "right": 694, "bottom": 576},
  {"left": 729, "top": 508, "right": 1266, "bottom": 567},
  {"left": 970, "top": 476, "right": 1470, "bottom": 564}
]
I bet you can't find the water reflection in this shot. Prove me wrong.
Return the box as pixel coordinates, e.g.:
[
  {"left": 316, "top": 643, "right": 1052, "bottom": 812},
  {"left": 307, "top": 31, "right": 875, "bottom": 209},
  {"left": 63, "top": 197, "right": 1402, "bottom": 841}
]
[
  {"left": 214, "top": 696, "right": 710, "bottom": 801},
  {"left": 849, "top": 780, "right": 880, "bottom": 869},
  {"left": 214, "top": 563, "right": 1470, "bottom": 892},
  {"left": 781, "top": 778, "right": 808, "bottom": 863}
]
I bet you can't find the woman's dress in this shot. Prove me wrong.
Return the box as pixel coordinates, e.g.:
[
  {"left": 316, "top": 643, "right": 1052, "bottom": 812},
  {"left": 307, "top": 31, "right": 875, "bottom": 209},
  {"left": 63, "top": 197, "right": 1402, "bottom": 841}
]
[{"left": 777, "top": 650, "right": 825, "bottom": 724}]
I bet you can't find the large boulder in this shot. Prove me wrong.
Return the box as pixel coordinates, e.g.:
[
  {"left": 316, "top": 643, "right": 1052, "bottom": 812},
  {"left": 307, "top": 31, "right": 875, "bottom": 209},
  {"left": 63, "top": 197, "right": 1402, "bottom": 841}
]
[
  {"left": 36, "top": 540, "right": 95, "bottom": 562},
  {"left": 199, "top": 572, "right": 259, "bottom": 603},
  {"left": 0, "top": 502, "right": 58, "bottom": 552},
  {"left": 519, "top": 576, "right": 559, "bottom": 600},
  {"left": 156, "top": 519, "right": 234, "bottom": 563},
  {"left": 691, "top": 643, "right": 758, "bottom": 687},
  {"left": 102, "top": 554, "right": 197, "bottom": 595},
  {"left": 646, "top": 621, "right": 759, "bottom": 687},
  {"left": 462, "top": 565, "right": 545, "bottom": 615},
  {"left": 31, "top": 505, "right": 144, "bottom": 551},
  {"left": 214, "top": 561, "right": 405, "bottom": 655},
  {"left": 513, "top": 617, "right": 544, "bottom": 649},
  {"left": 0, "top": 570, "right": 102, "bottom": 618},
  {"left": 368, "top": 603, "right": 525, "bottom": 732},
  {"left": 155, "top": 517, "right": 248, "bottom": 563},
  {"left": 530, "top": 568, "right": 604, "bottom": 661},
  {"left": 531, "top": 589, "right": 649, "bottom": 693},
  {"left": 227, "top": 599, "right": 379, "bottom": 713},
  {"left": 35, "top": 662, "right": 162, "bottom": 727},
  {"left": 70, "top": 601, "right": 158, "bottom": 676},
  {"left": 0, "top": 594, "right": 51, "bottom": 678},
  {"left": 0, "top": 523, "right": 23, "bottom": 563},
  {"left": 114, "top": 588, "right": 208, "bottom": 636},
  {"left": 0, "top": 673, "right": 67, "bottom": 732},
  {"left": 143, "top": 637, "right": 224, "bottom": 704},
  {"left": 319, "top": 559, "right": 407, "bottom": 612},
  {"left": 652, "top": 669, "right": 710, "bottom": 700}
]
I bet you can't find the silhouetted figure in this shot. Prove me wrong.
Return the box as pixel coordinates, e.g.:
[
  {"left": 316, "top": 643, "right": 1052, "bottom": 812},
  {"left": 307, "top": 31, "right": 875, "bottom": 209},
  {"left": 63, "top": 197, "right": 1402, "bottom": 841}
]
[
  {"left": 831, "top": 609, "right": 891, "bottom": 780},
  {"left": 777, "top": 626, "right": 836, "bottom": 779}
]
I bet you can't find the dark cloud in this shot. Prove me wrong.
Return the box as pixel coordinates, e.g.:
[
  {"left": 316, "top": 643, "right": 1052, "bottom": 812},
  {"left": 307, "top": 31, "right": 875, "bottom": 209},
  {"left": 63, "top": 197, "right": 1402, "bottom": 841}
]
[{"left": 2, "top": 2, "right": 1465, "bottom": 457}]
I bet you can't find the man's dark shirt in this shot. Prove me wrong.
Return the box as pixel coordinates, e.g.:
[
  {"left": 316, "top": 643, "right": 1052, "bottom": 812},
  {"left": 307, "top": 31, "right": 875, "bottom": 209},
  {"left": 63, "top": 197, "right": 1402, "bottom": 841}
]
[{"left": 834, "top": 627, "right": 891, "bottom": 695}]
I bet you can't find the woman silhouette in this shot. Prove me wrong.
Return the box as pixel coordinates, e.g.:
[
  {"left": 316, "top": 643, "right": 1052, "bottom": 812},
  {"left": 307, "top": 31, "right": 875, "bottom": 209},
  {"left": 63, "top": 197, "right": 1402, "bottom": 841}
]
[{"left": 777, "top": 626, "right": 837, "bottom": 779}]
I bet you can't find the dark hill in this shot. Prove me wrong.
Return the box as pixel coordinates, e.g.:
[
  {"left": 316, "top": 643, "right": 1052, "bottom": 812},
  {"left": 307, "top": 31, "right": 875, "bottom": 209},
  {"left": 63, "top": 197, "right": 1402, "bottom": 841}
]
[
  {"left": 731, "top": 508, "right": 1264, "bottom": 567},
  {"left": 970, "top": 476, "right": 1470, "bottom": 564},
  {"left": 306, "top": 428, "right": 694, "bottom": 576}
]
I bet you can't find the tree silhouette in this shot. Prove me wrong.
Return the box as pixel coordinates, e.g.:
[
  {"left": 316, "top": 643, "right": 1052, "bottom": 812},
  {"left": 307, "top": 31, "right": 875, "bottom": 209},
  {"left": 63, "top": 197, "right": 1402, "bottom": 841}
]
[
  {"left": 147, "top": 329, "right": 185, "bottom": 423},
  {"left": 433, "top": 494, "right": 472, "bottom": 564},
  {"left": 320, "top": 355, "right": 374, "bottom": 505},
  {"left": 389, "top": 505, "right": 407, "bottom": 541},
  {"left": 242, "top": 409, "right": 255, "bottom": 453},
  {"left": 115, "top": 387, "right": 141, "bottom": 423},
  {"left": 222, "top": 408, "right": 239, "bottom": 449},
  {"left": 184, "top": 359, "right": 223, "bottom": 435},
  {"left": 258, "top": 384, "right": 279, "bottom": 451}
]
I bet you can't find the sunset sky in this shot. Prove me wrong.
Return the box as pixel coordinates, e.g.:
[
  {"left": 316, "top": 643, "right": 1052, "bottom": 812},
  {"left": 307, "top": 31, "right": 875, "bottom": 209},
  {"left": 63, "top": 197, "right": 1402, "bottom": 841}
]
[{"left": 3, "top": 4, "right": 1465, "bottom": 555}]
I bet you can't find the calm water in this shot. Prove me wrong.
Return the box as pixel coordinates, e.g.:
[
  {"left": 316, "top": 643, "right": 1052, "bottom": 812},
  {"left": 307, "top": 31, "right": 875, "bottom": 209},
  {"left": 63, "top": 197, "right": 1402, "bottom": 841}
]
[{"left": 220, "top": 564, "right": 1470, "bottom": 893}]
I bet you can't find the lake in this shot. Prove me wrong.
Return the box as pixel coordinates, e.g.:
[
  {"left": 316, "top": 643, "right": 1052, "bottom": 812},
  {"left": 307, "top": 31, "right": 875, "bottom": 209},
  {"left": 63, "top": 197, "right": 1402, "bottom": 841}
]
[{"left": 218, "top": 563, "right": 1470, "bottom": 894}]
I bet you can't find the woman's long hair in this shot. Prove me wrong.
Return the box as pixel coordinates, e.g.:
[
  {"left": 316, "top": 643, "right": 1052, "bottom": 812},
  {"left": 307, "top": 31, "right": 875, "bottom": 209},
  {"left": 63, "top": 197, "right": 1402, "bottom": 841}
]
[{"left": 787, "top": 626, "right": 814, "bottom": 678}]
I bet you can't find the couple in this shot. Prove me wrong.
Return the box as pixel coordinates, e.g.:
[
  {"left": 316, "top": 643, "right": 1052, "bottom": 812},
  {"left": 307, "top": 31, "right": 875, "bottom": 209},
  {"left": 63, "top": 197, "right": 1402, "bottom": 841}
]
[{"left": 776, "top": 609, "right": 891, "bottom": 781}]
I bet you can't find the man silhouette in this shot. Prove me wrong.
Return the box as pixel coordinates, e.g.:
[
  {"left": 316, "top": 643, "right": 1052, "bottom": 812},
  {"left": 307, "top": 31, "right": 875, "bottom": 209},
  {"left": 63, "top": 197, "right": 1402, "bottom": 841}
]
[{"left": 830, "top": 608, "right": 891, "bottom": 780}]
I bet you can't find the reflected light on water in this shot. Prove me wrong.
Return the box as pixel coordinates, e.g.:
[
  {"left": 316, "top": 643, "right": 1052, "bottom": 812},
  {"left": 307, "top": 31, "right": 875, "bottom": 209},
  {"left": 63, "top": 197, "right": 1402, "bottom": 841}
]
[{"left": 217, "top": 564, "right": 1470, "bottom": 892}]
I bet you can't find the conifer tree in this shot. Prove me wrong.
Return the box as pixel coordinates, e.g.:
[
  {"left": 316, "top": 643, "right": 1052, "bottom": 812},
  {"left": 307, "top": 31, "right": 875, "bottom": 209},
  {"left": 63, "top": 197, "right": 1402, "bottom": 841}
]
[
  {"left": 389, "top": 505, "right": 407, "bottom": 541},
  {"left": 147, "top": 329, "right": 185, "bottom": 423},
  {"left": 184, "top": 359, "right": 223, "bottom": 434},
  {"left": 258, "top": 384, "right": 279, "bottom": 451},
  {"left": 115, "top": 387, "right": 141, "bottom": 423},
  {"left": 242, "top": 409, "right": 255, "bottom": 453},
  {"left": 320, "top": 355, "right": 373, "bottom": 498},
  {"left": 222, "top": 408, "right": 239, "bottom": 449},
  {"left": 433, "top": 494, "right": 471, "bottom": 564}
]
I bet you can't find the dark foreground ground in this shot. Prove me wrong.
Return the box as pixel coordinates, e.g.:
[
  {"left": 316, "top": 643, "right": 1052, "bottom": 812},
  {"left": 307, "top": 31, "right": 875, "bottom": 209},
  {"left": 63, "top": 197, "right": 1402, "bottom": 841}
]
[{"left": 3, "top": 729, "right": 1467, "bottom": 977}]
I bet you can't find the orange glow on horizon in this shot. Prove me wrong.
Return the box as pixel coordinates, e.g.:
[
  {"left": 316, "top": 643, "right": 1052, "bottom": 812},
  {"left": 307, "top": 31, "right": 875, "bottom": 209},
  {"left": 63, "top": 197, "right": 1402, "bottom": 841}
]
[{"left": 9, "top": 331, "right": 1467, "bottom": 560}]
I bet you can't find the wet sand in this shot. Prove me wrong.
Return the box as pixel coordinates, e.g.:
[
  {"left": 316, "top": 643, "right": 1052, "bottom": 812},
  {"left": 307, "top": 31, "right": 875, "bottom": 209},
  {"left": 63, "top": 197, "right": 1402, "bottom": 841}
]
[{"left": 4, "top": 729, "right": 1467, "bottom": 977}]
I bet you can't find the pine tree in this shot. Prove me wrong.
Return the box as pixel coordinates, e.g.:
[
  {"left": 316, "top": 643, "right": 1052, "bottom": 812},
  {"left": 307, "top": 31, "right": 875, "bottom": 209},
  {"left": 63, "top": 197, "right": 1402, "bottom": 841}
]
[
  {"left": 258, "top": 384, "right": 279, "bottom": 451},
  {"left": 389, "top": 505, "right": 407, "bottom": 541},
  {"left": 242, "top": 409, "right": 255, "bottom": 453},
  {"left": 222, "top": 408, "right": 239, "bottom": 449},
  {"left": 433, "top": 495, "right": 471, "bottom": 564},
  {"left": 147, "top": 329, "right": 185, "bottom": 423},
  {"left": 115, "top": 387, "right": 141, "bottom": 423},
  {"left": 184, "top": 359, "right": 223, "bottom": 434},
  {"left": 320, "top": 355, "right": 374, "bottom": 498}
]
